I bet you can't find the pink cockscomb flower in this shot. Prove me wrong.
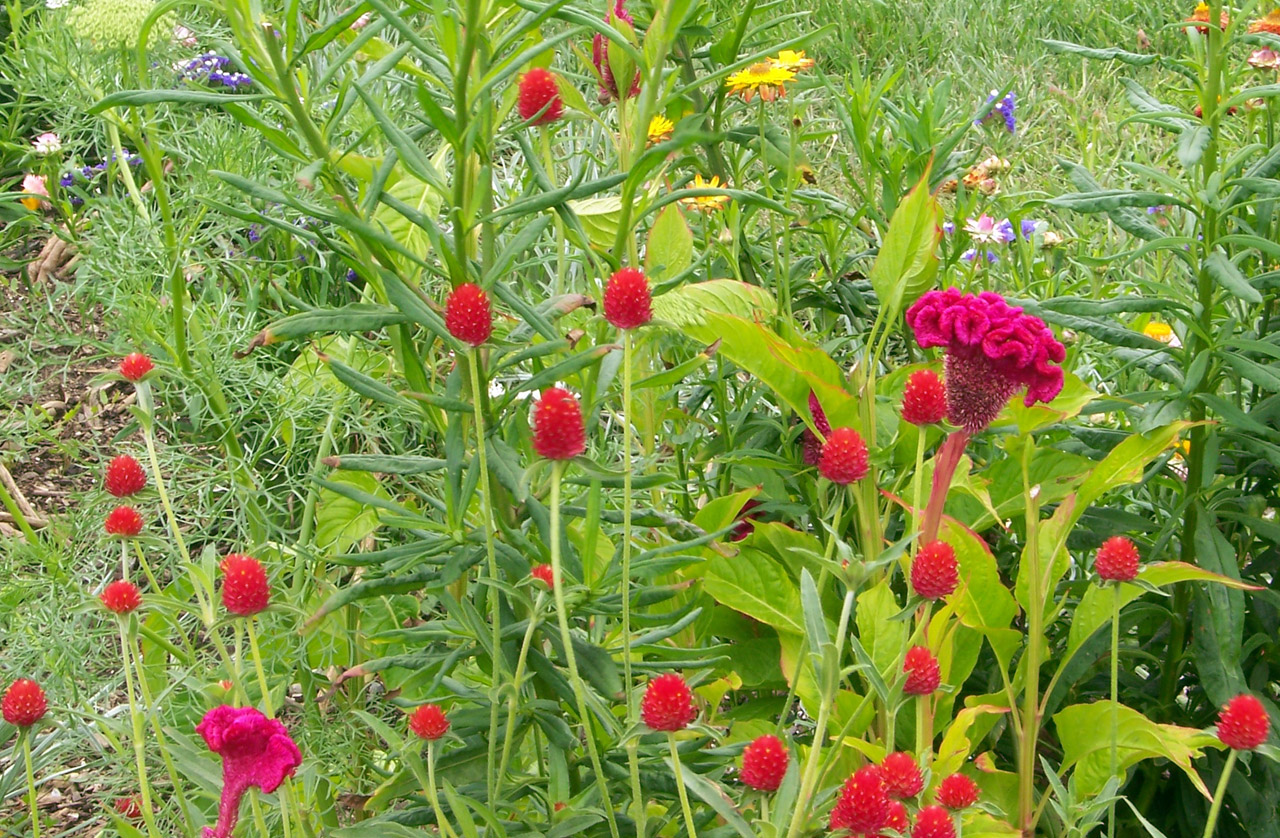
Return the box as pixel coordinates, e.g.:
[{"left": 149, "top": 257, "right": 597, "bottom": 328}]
[
  {"left": 906, "top": 289, "right": 1066, "bottom": 433},
  {"left": 196, "top": 705, "right": 301, "bottom": 838},
  {"left": 591, "top": 0, "right": 641, "bottom": 102}
]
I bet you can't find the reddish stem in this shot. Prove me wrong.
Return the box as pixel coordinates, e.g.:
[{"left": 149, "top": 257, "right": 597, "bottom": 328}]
[{"left": 921, "top": 429, "right": 970, "bottom": 542}]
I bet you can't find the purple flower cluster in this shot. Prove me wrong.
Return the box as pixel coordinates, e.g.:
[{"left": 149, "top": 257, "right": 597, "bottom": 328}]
[
  {"left": 952, "top": 215, "right": 1042, "bottom": 264},
  {"left": 58, "top": 151, "right": 144, "bottom": 206},
  {"left": 181, "top": 52, "right": 253, "bottom": 89},
  {"left": 976, "top": 89, "right": 1016, "bottom": 133}
]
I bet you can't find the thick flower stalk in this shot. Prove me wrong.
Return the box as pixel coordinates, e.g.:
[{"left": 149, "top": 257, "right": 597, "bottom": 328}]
[{"left": 197, "top": 706, "right": 302, "bottom": 838}]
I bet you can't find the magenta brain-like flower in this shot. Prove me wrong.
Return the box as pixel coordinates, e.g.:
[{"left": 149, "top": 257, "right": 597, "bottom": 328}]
[
  {"left": 197, "top": 705, "right": 302, "bottom": 838},
  {"left": 906, "top": 289, "right": 1065, "bottom": 433}
]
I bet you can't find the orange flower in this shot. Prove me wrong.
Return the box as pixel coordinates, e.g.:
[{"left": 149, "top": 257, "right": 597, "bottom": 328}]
[
  {"left": 1249, "top": 8, "right": 1280, "bottom": 33},
  {"left": 1186, "top": 2, "right": 1228, "bottom": 33}
]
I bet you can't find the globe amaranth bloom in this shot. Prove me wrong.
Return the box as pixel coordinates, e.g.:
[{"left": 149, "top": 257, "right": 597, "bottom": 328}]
[
  {"left": 906, "top": 289, "right": 1066, "bottom": 434},
  {"left": 197, "top": 705, "right": 302, "bottom": 838},
  {"left": 591, "top": 0, "right": 640, "bottom": 102}
]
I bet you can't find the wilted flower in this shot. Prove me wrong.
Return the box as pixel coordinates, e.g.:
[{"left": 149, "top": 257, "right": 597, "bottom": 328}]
[
  {"left": 173, "top": 23, "right": 198, "bottom": 46},
  {"left": 647, "top": 114, "right": 674, "bottom": 144},
  {"left": 767, "top": 49, "right": 814, "bottom": 73},
  {"left": 679, "top": 174, "right": 731, "bottom": 212},
  {"left": 725, "top": 62, "right": 795, "bottom": 103},
  {"left": 32, "top": 133, "right": 61, "bottom": 155},
  {"left": 591, "top": 0, "right": 640, "bottom": 102},
  {"left": 1041, "top": 230, "right": 1064, "bottom": 248},
  {"left": 977, "top": 89, "right": 1016, "bottom": 133},
  {"left": 20, "top": 174, "right": 49, "bottom": 211},
  {"left": 1248, "top": 47, "right": 1280, "bottom": 69}
]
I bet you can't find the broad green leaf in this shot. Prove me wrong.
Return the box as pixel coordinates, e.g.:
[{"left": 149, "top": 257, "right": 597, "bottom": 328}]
[
  {"left": 1075, "top": 423, "right": 1188, "bottom": 517},
  {"left": 868, "top": 171, "right": 941, "bottom": 320},
  {"left": 1054, "top": 701, "right": 1215, "bottom": 797},
  {"left": 645, "top": 204, "right": 694, "bottom": 282},
  {"left": 567, "top": 195, "right": 627, "bottom": 249},
  {"left": 374, "top": 168, "right": 444, "bottom": 265},
  {"left": 316, "top": 471, "right": 389, "bottom": 554},
  {"left": 854, "top": 578, "right": 907, "bottom": 675},
  {"left": 651, "top": 278, "right": 776, "bottom": 324},
  {"left": 933, "top": 704, "right": 1011, "bottom": 779},
  {"left": 939, "top": 519, "right": 1017, "bottom": 630},
  {"left": 1177, "top": 125, "right": 1211, "bottom": 168},
  {"left": 1190, "top": 511, "right": 1250, "bottom": 706},
  {"left": 704, "top": 547, "right": 802, "bottom": 634},
  {"left": 1003, "top": 372, "right": 1098, "bottom": 435},
  {"left": 1205, "top": 249, "right": 1264, "bottom": 303}
]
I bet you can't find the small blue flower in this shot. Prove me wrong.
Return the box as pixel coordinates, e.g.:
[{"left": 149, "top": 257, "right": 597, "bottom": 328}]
[
  {"left": 60, "top": 172, "right": 75, "bottom": 187},
  {"left": 346, "top": 269, "right": 359, "bottom": 282},
  {"left": 1020, "top": 219, "right": 1038, "bottom": 239},
  {"left": 961, "top": 247, "right": 999, "bottom": 264},
  {"left": 977, "top": 89, "right": 1017, "bottom": 133},
  {"left": 942, "top": 221, "right": 956, "bottom": 235},
  {"left": 995, "top": 219, "right": 1016, "bottom": 244},
  {"left": 247, "top": 224, "right": 263, "bottom": 243}
]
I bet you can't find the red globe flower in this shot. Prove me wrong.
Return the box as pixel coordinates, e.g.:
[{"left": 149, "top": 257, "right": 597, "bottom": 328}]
[
  {"left": 828, "top": 766, "right": 889, "bottom": 834},
  {"left": 880, "top": 751, "right": 924, "bottom": 799},
  {"left": 517, "top": 68, "right": 564, "bottom": 125},
  {"left": 740, "top": 734, "right": 789, "bottom": 791},
  {"left": 641, "top": 673, "right": 696, "bottom": 731},
  {"left": 105, "top": 454, "right": 147, "bottom": 498},
  {"left": 119, "top": 353, "right": 154, "bottom": 382},
  {"left": 911, "top": 541, "right": 959, "bottom": 600},
  {"left": 902, "top": 369, "right": 947, "bottom": 426},
  {"left": 603, "top": 268, "right": 653, "bottom": 330},
  {"left": 936, "top": 773, "right": 980, "bottom": 810},
  {"left": 818, "top": 427, "right": 869, "bottom": 484},
  {"left": 113, "top": 795, "right": 143, "bottom": 820},
  {"left": 532, "top": 387, "right": 586, "bottom": 460},
  {"left": 885, "top": 799, "right": 910, "bottom": 834},
  {"left": 912, "top": 804, "right": 956, "bottom": 838},
  {"left": 1217, "top": 694, "right": 1271, "bottom": 750},
  {"left": 444, "top": 283, "right": 493, "bottom": 347},
  {"left": 105, "top": 505, "right": 144, "bottom": 537},
  {"left": 2, "top": 679, "right": 48, "bottom": 727},
  {"left": 100, "top": 580, "right": 143, "bottom": 614},
  {"left": 219, "top": 553, "right": 270, "bottom": 617},
  {"left": 903, "top": 646, "right": 941, "bottom": 696},
  {"left": 408, "top": 704, "right": 450, "bottom": 740},
  {"left": 530, "top": 563, "right": 555, "bottom": 588},
  {"left": 1094, "top": 536, "right": 1141, "bottom": 583}
]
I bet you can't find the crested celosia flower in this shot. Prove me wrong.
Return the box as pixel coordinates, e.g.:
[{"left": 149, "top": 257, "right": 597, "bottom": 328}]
[
  {"left": 20, "top": 174, "right": 48, "bottom": 211},
  {"left": 1094, "top": 536, "right": 1141, "bottom": 583},
  {"left": 591, "top": 0, "right": 640, "bottom": 102},
  {"left": 408, "top": 704, "right": 450, "bottom": 740},
  {"left": 740, "top": 734, "right": 789, "bottom": 791},
  {"left": 818, "top": 428, "right": 869, "bottom": 484},
  {"left": 976, "top": 89, "right": 1016, "bottom": 133},
  {"left": 725, "top": 62, "right": 795, "bottom": 103},
  {"left": 444, "top": 283, "right": 493, "bottom": 347},
  {"left": 603, "top": 267, "right": 652, "bottom": 330},
  {"left": 32, "top": 133, "right": 61, "bottom": 155},
  {"left": 911, "top": 541, "right": 958, "bottom": 600},
  {"left": 768, "top": 49, "right": 814, "bottom": 72},
  {"left": 197, "top": 705, "right": 301, "bottom": 838},
  {"left": 219, "top": 553, "right": 270, "bottom": 616},
  {"left": 532, "top": 387, "right": 586, "bottom": 460},
  {"left": 647, "top": 114, "right": 675, "bottom": 144},
  {"left": 2, "top": 679, "right": 48, "bottom": 727},
  {"left": 912, "top": 804, "right": 956, "bottom": 838},
  {"left": 801, "top": 391, "right": 832, "bottom": 466},
  {"left": 902, "top": 370, "right": 947, "bottom": 426},
  {"left": 679, "top": 174, "right": 730, "bottom": 212},
  {"left": 829, "top": 766, "right": 889, "bottom": 834},
  {"left": 530, "top": 563, "right": 555, "bottom": 588},
  {"left": 119, "top": 353, "right": 154, "bottom": 382},
  {"left": 906, "top": 289, "right": 1066, "bottom": 434},
  {"left": 641, "top": 673, "right": 696, "bottom": 731},
  {"left": 880, "top": 752, "right": 924, "bottom": 798},
  {"left": 105, "top": 505, "right": 144, "bottom": 536},
  {"left": 936, "top": 773, "right": 980, "bottom": 809},
  {"left": 1248, "top": 8, "right": 1280, "bottom": 34},
  {"left": 100, "top": 580, "right": 143, "bottom": 614},
  {"left": 1216, "top": 694, "right": 1270, "bottom": 750},
  {"left": 517, "top": 68, "right": 564, "bottom": 125},
  {"left": 105, "top": 454, "right": 147, "bottom": 497},
  {"left": 903, "top": 646, "right": 941, "bottom": 696}
]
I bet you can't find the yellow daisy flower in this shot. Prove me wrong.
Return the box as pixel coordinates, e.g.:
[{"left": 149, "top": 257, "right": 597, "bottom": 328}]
[
  {"left": 1143, "top": 321, "right": 1174, "bottom": 342},
  {"left": 725, "top": 62, "right": 795, "bottom": 103},
  {"left": 769, "top": 49, "right": 814, "bottom": 73},
  {"left": 647, "top": 114, "right": 674, "bottom": 144},
  {"left": 679, "top": 174, "right": 731, "bottom": 212}
]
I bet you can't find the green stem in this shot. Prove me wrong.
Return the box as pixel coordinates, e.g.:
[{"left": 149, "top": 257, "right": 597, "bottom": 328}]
[
  {"left": 1109, "top": 584, "right": 1121, "bottom": 838},
  {"left": 0, "top": 476, "right": 38, "bottom": 544},
  {"left": 911, "top": 426, "right": 927, "bottom": 536},
  {"left": 22, "top": 731, "right": 40, "bottom": 838},
  {"left": 141, "top": 425, "right": 190, "bottom": 567},
  {"left": 621, "top": 330, "right": 646, "bottom": 836},
  {"left": 549, "top": 462, "right": 622, "bottom": 838},
  {"left": 1200, "top": 749, "right": 1238, "bottom": 838},
  {"left": 119, "top": 619, "right": 164, "bottom": 838},
  {"left": 427, "top": 742, "right": 459, "bottom": 838},
  {"left": 105, "top": 120, "right": 148, "bottom": 218},
  {"left": 668, "top": 734, "right": 699, "bottom": 838},
  {"left": 1017, "top": 440, "right": 1043, "bottom": 835},
  {"left": 496, "top": 592, "right": 545, "bottom": 789},
  {"left": 469, "top": 349, "right": 503, "bottom": 804},
  {"left": 130, "top": 627, "right": 194, "bottom": 832},
  {"left": 245, "top": 618, "right": 273, "bottom": 717}
]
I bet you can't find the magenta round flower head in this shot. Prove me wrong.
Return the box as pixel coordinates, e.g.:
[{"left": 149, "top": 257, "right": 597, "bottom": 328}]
[
  {"left": 197, "top": 706, "right": 302, "bottom": 838},
  {"left": 591, "top": 0, "right": 641, "bottom": 102},
  {"left": 906, "top": 289, "right": 1065, "bottom": 433}
]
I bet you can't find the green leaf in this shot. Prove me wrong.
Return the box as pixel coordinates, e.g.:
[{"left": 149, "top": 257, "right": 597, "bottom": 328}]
[
  {"left": 868, "top": 170, "right": 941, "bottom": 321},
  {"left": 645, "top": 204, "right": 694, "bottom": 282},
  {"left": 316, "top": 472, "right": 389, "bottom": 554},
  {"left": 1054, "top": 701, "right": 1215, "bottom": 797},
  {"left": 704, "top": 547, "right": 802, "bottom": 635},
  {"left": 1191, "top": 511, "right": 1249, "bottom": 707},
  {"left": 1221, "top": 351, "right": 1280, "bottom": 392},
  {"left": 1205, "top": 249, "right": 1264, "bottom": 303},
  {"left": 373, "top": 169, "right": 445, "bottom": 266},
  {"left": 854, "top": 578, "right": 908, "bottom": 675},
  {"left": 566, "top": 195, "right": 628, "bottom": 249},
  {"left": 665, "top": 756, "right": 756, "bottom": 838},
  {"left": 939, "top": 519, "right": 1017, "bottom": 630},
  {"left": 1177, "top": 125, "right": 1211, "bottom": 168},
  {"left": 1075, "top": 423, "right": 1188, "bottom": 516},
  {"left": 1041, "top": 39, "right": 1158, "bottom": 66},
  {"left": 1045, "top": 190, "right": 1187, "bottom": 213}
]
